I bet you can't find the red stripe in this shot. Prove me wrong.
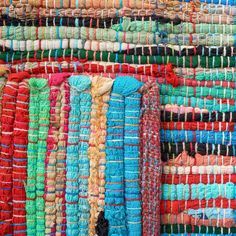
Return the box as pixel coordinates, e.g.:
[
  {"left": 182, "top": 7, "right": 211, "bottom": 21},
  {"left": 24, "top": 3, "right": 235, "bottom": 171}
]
[
  {"left": 161, "top": 198, "right": 236, "bottom": 214},
  {"left": 162, "top": 174, "right": 236, "bottom": 184},
  {"left": 161, "top": 121, "right": 235, "bottom": 131}
]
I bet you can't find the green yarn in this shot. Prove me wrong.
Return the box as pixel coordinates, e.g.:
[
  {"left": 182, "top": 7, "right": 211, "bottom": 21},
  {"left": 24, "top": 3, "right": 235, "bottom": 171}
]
[
  {"left": 160, "top": 84, "right": 236, "bottom": 99},
  {"left": 112, "top": 20, "right": 236, "bottom": 34},
  {"left": 160, "top": 95, "right": 235, "bottom": 112},
  {"left": 158, "top": 23, "right": 236, "bottom": 34},
  {"left": 111, "top": 18, "right": 157, "bottom": 32},
  {"left": 26, "top": 78, "right": 50, "bottom": 236},
  {"left": 1, "top": 26, "right": 235, "bottom": 46},
  {"left": 2, "top": 23, "right": 236, "bottom": 41},
  {"left": 1, "top": 26, "right": 80, "bottom": 40},
  {"left": 1, "top": 49, "right": 236, "bottom": 68},
  {"left": 195, "top": 72, "right": 236, "bottom": 81}
]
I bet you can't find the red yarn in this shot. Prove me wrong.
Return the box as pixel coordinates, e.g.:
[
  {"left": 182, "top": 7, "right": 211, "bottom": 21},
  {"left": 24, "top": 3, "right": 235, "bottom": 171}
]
[
  {"left": 161, "top": 199, "right": 236, "bottom": 214},
  {"left": 12, "top": 79, "right": 29, "bottom": 235},
  {"left": 0, "top": 72, "right": 29, "bottom": 235},
  {"left": 7, "top": 61, "right": 181, "bottom": 83},
  {"left": 162, "top": 174, "right": 236, "bottom": 185},
  {"left": 165, "top": 63, "right": 179, "bottom": 87},
  {"left": 8, "top": 71, "right": 30, "bottom": 82}
]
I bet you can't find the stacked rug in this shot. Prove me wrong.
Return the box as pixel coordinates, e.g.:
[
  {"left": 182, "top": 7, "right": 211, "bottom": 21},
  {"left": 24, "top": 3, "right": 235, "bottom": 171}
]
[{"left": 0, "top": 0, "right": 235, "bottom": 236}]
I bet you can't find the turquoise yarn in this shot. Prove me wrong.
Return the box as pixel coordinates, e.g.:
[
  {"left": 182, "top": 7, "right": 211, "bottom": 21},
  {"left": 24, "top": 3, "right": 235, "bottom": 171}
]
[
  {"left": 161, "top": 183, "right": 235, "bottom": 200},
  {"left": 122, "top": 77, "right": 143, "bottom": 235},
  {"left": 160, "top": 95, "right": 236, "bottom": 112},
  {"left": 105, "top": 81, "right": 126, "bottom": 236},
  {"left": 160, "top": 130, "right": 236, "bottom": 145},
  {"left": 187, "top": 208, "right": 236, "bottom": 219},
  {"left": 66, "top": 75, "right": 91, "bottom": 236},
  {"left": 78, "top": 77, "right": 92, "bottom": 236},
  {"left": 105, "top": 76, "right": 143, "bottom": 236}
]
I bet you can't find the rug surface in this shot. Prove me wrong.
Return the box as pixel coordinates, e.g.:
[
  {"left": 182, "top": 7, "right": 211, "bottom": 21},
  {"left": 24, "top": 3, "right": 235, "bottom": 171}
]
[{"left": 0, "top": 1, "right": 235, "bottom": 236}]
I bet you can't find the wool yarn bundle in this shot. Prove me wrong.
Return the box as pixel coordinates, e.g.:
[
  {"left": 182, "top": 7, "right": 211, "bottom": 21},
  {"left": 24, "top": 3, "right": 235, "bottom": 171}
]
[{"left": 0, "top": 0, "right": 235, "bottom": 236}]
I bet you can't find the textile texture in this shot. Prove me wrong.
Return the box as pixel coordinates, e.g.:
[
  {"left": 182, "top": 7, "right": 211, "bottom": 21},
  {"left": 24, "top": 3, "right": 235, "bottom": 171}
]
[{"left": 0, "top": 0, "right": 235, "bottom": 236}]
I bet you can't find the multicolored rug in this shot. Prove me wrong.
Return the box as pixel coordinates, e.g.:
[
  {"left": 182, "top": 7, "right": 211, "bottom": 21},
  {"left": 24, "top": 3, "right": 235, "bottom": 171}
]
[{"left": 0, "top": 0, "right": 235, "bottom": 236}]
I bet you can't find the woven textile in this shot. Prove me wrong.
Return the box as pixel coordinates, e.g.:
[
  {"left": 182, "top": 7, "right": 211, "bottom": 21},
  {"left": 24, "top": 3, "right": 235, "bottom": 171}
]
[
  {"left": 1, "top": 0, "right": 236, "bottom": 235},
  {"left": 139, "top": 81, "right": 161, "bottom": 236}
]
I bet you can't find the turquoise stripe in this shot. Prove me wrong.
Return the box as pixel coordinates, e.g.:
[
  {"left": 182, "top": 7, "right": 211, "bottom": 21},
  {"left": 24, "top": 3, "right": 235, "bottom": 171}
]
[
  {"left": 160, "top": 95, "right": 236, "bottom": 112},
  {"left": 162, "top": 183, "right": 235, "bottom": 200},
  {"left": 66, "top": 75, "right": 91, "bottom": 236},
  {"left": 78, "top": 76, "right": 91, "bottom": 236},
  {"left": 105, "top": 76, "right": 143, "bottom": 236},
  {"left": 160, "top": 129, "right": 236, "bottom": 145},
  {"left": 187, "top": 208, "right": 236, "bottom": 219},
  {"left": 124, "top": 92, "right": 142, "bottom": 235},
  {"left": 105, "top": 91, "right": 126, "bottom": 236}
]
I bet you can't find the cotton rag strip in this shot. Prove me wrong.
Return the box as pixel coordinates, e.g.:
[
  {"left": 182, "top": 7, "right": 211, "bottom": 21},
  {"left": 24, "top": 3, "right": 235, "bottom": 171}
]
[
  {"left": 88, "top": 76, "right": 113, "bottom": 236},
  {"left": 104, "top": 76, "right": 143, "bottom": 235},
  {"left": 0, "top": 71, "right": 29, "bottom": 235},
  {"left": 66, "top": 75, "right": 91, "bottom": 236},
  {"left": 44, "top": 74, "right": 70, "bottom": 235},
  {"left": 26, "top": 78, "right": 50, "bottom": 235}
]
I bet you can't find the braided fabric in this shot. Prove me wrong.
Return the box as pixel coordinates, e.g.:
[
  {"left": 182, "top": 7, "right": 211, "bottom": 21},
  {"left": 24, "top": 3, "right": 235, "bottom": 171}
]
[
  {"left": 3, "top": 42, "right": 236, "bottom": 59},
  {"left": 3, "top": 39, "right": 236, "bottom": 57},
  {"left": 1, "top": 31, "right": 236, "bottom": 47},
  {"left": 3, "top": 62, "right": 175, "bottom": 83}
]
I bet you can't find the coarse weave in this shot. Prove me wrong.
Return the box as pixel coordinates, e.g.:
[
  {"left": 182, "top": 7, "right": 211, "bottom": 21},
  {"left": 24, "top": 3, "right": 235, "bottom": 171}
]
[{"left": 0, "top": 0, "right": 235, "bottom": 235}]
